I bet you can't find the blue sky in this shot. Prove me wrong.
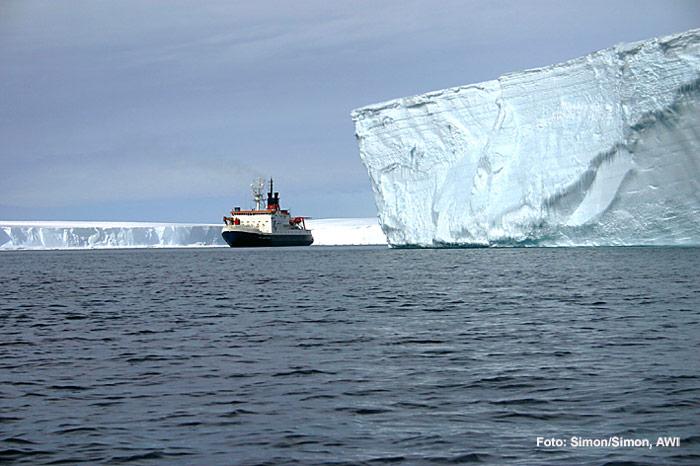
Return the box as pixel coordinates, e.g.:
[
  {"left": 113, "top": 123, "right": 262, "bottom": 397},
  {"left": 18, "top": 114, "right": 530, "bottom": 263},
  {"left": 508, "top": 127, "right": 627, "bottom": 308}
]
[{"left": 1, "top": 0, "right": 698, "bottom": 222}]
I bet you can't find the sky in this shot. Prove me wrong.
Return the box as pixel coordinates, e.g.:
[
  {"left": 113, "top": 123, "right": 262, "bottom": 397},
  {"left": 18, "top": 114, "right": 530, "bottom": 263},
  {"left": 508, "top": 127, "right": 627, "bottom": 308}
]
[{"left": 1, "top": 0, "right": 698, "bottom": 222}]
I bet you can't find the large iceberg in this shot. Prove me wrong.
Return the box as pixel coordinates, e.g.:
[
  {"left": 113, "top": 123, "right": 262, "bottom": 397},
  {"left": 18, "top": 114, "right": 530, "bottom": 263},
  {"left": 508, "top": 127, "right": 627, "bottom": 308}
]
[
  {"left": 0, "top": 219, "right": 386, "bottom": 250},
  {"left": 0, "top": 221, "right": 225, "bottom": 250},
  {"left": 352, "top": 29, "right": 700, "bottom": 247}
]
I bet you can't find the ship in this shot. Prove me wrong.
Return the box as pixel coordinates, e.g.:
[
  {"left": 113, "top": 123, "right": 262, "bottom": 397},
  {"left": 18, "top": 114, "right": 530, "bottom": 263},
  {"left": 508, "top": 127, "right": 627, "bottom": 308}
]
[{"left": 222, "top": 178, "right": 314, "bottom": 247}]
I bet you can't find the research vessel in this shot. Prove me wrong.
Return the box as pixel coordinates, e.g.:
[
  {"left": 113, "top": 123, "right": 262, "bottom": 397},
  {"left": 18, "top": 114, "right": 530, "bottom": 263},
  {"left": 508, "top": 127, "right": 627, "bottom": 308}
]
[{"left": 222, "top": 178, "right": 313, "bottom": 247}]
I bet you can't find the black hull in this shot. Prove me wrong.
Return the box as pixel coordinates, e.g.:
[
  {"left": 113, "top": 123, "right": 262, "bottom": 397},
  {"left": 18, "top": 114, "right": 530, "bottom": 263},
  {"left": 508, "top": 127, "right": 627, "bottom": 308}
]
[{"left": 222, "top": 230, "right": 313, "bottom": 247}]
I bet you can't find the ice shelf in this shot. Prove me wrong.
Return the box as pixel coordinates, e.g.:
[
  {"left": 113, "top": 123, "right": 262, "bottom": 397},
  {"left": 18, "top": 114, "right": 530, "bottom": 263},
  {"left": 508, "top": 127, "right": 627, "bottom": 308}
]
[
  {"left": 352, "top": 28, "right": 700, "bottom": 247},
  {"left": 0, "top": 219, "right": 386, "bottom": 250}
]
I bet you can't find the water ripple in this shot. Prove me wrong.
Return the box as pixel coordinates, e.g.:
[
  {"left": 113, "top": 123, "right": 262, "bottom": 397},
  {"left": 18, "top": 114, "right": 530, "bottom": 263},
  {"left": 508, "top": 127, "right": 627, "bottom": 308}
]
[{"left": 0, "top": 246, "right": 699, "bottom": 464}]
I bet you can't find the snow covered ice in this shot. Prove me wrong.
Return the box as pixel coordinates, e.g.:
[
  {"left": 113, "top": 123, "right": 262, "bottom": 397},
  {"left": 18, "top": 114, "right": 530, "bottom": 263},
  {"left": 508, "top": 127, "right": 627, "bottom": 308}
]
[
  {"left": 0, "top": 221, "right": 224, "bottom": 250},
  {"left": 352, "top": 29, "right": 700, "bottom": 247},
  {"left": 0, "top": 219, "right": 386, "bottom": 250}
]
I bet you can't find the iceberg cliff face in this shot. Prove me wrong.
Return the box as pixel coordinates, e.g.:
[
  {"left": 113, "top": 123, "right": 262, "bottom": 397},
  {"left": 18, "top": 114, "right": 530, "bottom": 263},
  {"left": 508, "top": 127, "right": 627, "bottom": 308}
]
[
  {"left": 352, "top": 29, "right": 700, "bottom": 247},
  {"left": 0, "top": 219, "right": 386, "bottom": 250},
  {"left": 0, "top": 222, "right": 226, "bottom": 250}
]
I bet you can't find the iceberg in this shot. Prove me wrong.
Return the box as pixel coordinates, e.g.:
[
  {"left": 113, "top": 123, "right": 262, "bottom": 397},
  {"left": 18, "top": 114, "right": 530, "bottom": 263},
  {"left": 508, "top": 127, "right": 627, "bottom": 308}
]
[
  {"left": 0, "top": 219, "right": 386, "bottom": 250},
  {"left": 307, "top": 218, "right": 386, "bottom": 246},
  {"left": 0, "top": 221, "right": 225, "bottom": 250},
  {"left": 352, "top": 29, "right": 700, "bottom": 247}
]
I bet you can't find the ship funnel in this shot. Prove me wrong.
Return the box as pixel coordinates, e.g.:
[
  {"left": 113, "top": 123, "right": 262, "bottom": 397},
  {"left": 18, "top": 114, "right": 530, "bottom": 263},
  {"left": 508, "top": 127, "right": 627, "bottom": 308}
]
[{"left": 266, "top": 178, "right": 280, "bottom": 210}]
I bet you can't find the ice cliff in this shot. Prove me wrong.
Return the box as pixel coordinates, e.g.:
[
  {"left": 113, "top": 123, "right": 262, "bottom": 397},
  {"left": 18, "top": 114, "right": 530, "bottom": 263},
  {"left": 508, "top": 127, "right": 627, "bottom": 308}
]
[
  {"left": 0, "top": 222, "right": 224, "bottom": 250},
  {"left": 0, "top": 219, "right": 386, "bottom": 250},
  {"left": 352, "top": 29, "right": 700, "bottom": 247}
]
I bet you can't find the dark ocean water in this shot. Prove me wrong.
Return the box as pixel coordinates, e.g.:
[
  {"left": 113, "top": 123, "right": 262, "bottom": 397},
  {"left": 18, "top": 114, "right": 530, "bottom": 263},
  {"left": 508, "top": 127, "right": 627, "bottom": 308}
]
[{"left": 1, "top": 246, "right": 699, "bottom": 465}]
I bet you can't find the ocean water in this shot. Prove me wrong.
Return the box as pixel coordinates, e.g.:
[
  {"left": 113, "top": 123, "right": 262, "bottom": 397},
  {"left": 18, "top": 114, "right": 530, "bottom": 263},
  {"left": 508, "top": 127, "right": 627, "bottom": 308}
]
[{"left": 1, "top": 246, "right": 699, "bottom": 465}]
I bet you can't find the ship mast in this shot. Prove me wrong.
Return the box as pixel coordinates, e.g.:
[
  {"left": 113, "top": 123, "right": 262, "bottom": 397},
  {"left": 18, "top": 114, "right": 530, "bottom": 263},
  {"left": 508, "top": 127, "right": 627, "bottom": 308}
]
[{"left": 251, "top": 177, "right": 265, "bottom": 210}]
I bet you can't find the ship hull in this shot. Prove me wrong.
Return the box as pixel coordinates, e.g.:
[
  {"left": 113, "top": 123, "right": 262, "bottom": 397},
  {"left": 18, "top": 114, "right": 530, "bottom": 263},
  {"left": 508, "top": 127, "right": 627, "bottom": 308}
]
[{"left": 222, "top": 230, "right": 313, "bottom": 247}]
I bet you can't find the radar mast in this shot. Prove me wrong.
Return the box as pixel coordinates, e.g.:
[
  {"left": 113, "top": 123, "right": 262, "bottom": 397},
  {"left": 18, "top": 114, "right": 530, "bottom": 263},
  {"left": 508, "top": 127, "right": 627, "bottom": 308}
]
[{"left": 251, "top": 177, "right": 265, "bottom": 210}]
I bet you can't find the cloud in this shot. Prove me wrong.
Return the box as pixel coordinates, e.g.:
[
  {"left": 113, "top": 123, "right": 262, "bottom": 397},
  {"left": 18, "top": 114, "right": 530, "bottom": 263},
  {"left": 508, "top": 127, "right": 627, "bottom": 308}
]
[
  {"left": 1, "top": 154, "right": 260, "bottom": 207},
  {"left": 2, "top": 0, "right": 699, "bottom": 220}
]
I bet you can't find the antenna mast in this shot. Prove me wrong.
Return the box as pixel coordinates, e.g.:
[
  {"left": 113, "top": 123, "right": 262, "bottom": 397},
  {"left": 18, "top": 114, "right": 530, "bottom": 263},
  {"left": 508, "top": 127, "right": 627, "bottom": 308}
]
[{"left": 251, "top": 177, "right": 265, "bottom": 210}]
